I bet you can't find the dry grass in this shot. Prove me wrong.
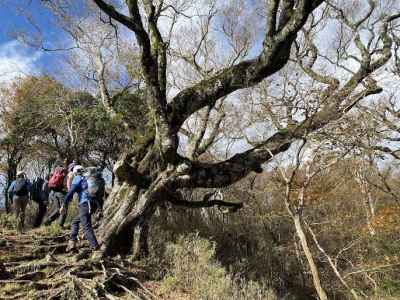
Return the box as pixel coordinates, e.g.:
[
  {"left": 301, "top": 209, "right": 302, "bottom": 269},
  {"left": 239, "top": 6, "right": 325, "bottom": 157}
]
[{"left": 158, "top": 233, "right": 277, "bottom": 300}]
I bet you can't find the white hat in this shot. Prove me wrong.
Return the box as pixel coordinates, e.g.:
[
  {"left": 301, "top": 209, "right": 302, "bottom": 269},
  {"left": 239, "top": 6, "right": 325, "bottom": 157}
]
[
  {"left": 84, "top": 167, "right": 99, "bottom": 177},
  {"left": 73, "top": 165, "right": 84, "bottom": 174},
  {"left": 16, "top": 171, "right": 25, "bottom": 177}
]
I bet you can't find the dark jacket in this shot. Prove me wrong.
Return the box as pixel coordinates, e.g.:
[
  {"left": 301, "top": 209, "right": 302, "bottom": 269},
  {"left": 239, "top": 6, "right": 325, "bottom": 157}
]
[{"left": 8, "top": 179, "right": 32, "bottom": 199}]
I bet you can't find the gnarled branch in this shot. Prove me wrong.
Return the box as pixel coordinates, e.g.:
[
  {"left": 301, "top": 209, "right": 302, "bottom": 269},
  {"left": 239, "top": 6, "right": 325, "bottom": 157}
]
[
  {"left": 167, "top": 191, "right": 243, "bottom": 211},
  {"left": 167, "top": 0, "right": 325, "bottom": 133}
]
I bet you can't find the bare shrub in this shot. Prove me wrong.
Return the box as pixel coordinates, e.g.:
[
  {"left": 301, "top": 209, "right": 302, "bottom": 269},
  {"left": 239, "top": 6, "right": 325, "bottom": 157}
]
[{"left": 160, "top": 233, "right": 277, "bottom": 300}]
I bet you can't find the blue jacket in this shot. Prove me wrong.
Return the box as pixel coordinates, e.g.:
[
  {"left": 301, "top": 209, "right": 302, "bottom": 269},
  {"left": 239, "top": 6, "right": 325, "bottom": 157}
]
[
  {"left": 8, "top": 179, "right": 31, "bottom": 199},
  {"left": 64, "top": 175, "right": 95, "bottom": 206}
]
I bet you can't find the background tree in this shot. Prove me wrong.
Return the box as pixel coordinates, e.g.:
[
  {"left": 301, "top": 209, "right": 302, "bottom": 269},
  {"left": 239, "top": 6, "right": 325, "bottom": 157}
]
[{"left": 0, "top": 75, "right": 139, "bottom": 195}]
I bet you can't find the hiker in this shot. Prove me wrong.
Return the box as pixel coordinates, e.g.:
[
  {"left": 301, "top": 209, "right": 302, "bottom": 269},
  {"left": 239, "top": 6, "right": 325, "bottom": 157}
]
[
  {"left": 62, "top": 166, "right": 104, "bottom": 253},
  {"left": 7, "top": 172, "right": 31, "bottom": 233},
  {"left": 32, "top": 176, "right": 49, "bottom": 228},
  {"left": 44, "top": 163, "right": 68, "bottom": 228},
  {"left": 66, "top": 160, "right": 77, "bottom": 191}
]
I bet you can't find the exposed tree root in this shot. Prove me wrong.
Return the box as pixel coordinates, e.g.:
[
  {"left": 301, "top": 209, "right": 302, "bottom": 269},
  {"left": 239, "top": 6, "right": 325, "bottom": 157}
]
[{"left": 0, "top": 229, "right": 159, "bottom": 300}]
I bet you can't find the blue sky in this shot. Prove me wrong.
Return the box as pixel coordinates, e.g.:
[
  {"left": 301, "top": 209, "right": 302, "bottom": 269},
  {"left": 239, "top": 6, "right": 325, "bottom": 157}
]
[
  {"left": 0, "top": 1, "right": 65, "bottom": 82},
  {"left": 0, "top": 1, "right": 66, "bottom": 205}
]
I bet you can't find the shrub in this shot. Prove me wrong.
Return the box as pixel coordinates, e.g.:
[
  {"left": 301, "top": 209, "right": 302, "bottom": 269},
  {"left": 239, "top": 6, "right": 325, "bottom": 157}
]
[
  {"left": 160, "top": 233, "right": 277, "bottom": 300},
  {"left": 39, "top": 222, "right": 63, "bottom": 236},
  {"left": 0, "top": 213, "right": 17, "bottom": 230}
]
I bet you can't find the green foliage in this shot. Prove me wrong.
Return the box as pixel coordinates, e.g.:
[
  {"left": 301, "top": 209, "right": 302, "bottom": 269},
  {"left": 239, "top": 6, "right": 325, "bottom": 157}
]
[
  {"left": 0, "top": 76, "right": 149, "bottom": 166},
  {"left": 64, "top": 204, "right": 78, "bottom": 225},
  {"left": 39, "top": 223, "right": 64, "bottom": 236},
  {"left": 0, "top": 213, "right": 17, "bottom": 230},
  {"left": 160, "top": 233, "right": 276, "bottom": 300},
  {"left": 113, "top": 90, "right": 154, "bottom": 142},
  {"left": 380, "top": 279, "right": 400, "bottom": 297}
]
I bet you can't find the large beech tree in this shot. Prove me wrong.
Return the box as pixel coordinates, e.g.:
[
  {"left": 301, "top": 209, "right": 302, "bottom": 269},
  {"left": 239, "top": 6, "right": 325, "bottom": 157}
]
[{"left": 36, "top": 0, "right": 399, "bottom": 257}]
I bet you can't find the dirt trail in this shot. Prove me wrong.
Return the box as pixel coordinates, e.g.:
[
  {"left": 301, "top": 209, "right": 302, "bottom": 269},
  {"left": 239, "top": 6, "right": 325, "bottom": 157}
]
[{"left": 0, "top": 228, "right": 157, "bottom": 300}]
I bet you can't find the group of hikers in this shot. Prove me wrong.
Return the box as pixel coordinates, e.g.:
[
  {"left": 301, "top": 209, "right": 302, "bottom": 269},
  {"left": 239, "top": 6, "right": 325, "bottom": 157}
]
[{"left": 7, "top": 160, "right": 106, "bottom": 254}]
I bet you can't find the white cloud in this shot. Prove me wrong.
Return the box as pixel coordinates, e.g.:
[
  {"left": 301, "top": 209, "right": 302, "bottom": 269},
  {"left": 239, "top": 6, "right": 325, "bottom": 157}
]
[{"left": 0, "top": 40, "right": 42, "bottom": 83}]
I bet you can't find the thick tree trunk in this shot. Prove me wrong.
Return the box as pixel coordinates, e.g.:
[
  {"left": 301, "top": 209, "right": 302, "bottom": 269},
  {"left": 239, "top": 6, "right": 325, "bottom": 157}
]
[
  {"left": 98, "top": 181, "right": 140, "bottom": 255},
  {"left": 96, "top": 145, "right": 246, "bottom": 258},
  {"left": 98, "top": 167, "right": 161, "bottom": 257}
]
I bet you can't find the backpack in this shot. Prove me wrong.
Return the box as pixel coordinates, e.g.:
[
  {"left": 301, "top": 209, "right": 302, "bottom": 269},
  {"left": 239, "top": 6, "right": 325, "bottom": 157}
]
[
  {"left": 48, "top": 167, "right": 66, "bottom": 189},
  {"left": 15, "top": 178, "right": 28, "bottom": 196},
  {"left": 86, "top": 173, "right": 105, "bottom": 206},
  {"left": 87, "top": 176, "right": 100, "bottom": 198},
  {"left": 31, "top": 177, "right": 45, "bottom": 203}
]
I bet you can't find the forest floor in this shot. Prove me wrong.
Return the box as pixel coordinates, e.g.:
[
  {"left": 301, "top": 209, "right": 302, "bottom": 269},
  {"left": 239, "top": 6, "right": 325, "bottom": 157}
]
[{"left": 0, "top": 227, "right": 166, "bottom": 300}]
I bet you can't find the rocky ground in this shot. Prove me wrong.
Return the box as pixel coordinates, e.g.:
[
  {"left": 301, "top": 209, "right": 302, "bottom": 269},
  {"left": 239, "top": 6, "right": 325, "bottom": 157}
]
[{"left": 0, "top": 227, "right": 161, "bottom": 300}]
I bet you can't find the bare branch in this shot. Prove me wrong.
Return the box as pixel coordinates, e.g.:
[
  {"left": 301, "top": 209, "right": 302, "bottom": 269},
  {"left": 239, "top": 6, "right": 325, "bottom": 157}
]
[
  {"left": 167, "top": 191, "right": 243, "bottom": 211},
  {"left": 167, "top": 0, "right": 325, "bottom": 133},
  {"left": 266, "top": 0, "right": 280, "bottom": 37},
  {"left": 306, "top": 222, "right": 360, "bottom": 299}
]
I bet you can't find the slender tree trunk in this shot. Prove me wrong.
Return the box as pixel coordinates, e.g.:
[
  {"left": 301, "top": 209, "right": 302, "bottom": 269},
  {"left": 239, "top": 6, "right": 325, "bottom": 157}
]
[
  {"left": 292, "top": 214, "right": 328, "bottom": 300},
  {"left": 360, "top": 181, "right": 376, "bottom": 236},
  {"left": 306, "top": 223, "right": 359, "bottom": 299},
  {"left": 4, "top": 189, "right": 10, "bottom": 214},
  {"left": 355, "top": 169, "right": 376, "bottom": 236},
  {"left": 363, "top": 196, "right": 376, "bottom": 236},
  {"left": 366, "top": 190, "right": 376, "bottom": 217},
  {"left": 5, "top": 161, "right": 17, "bottom": 214}
]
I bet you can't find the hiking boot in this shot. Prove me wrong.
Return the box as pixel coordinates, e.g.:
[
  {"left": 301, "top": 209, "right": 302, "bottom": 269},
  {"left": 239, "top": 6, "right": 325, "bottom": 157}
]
[{"left": 66, "top": 240, "right": 77, "bottom": 253}]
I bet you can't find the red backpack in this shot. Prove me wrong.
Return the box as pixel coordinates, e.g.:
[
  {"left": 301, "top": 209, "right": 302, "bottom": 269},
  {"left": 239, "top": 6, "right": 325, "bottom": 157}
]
[{"left": 48, "top": 167, "right": 67, "bottom": 189}]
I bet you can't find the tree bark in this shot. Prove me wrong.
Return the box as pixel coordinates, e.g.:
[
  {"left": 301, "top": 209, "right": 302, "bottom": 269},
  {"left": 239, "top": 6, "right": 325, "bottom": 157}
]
[
  {"left": 132, "top": 215, "right": 151, "bottom": 260},
  {"left": 5, "top": 161, "right": 17, "bottom": 213},
  {"left": 98, "top": 181, "right": 140, "bottom": 255},
  {"left": 99, "top": 169, "right": 162, "bottom": 257},
  {"left": 363, "top": 192, "right": 376, "bottom": 236},
  {"left": 293, "top": 214, "right": 328, "bottom": 300},
  {"left": 355, "top": 168, "right": 376, "bottom": 236}
]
